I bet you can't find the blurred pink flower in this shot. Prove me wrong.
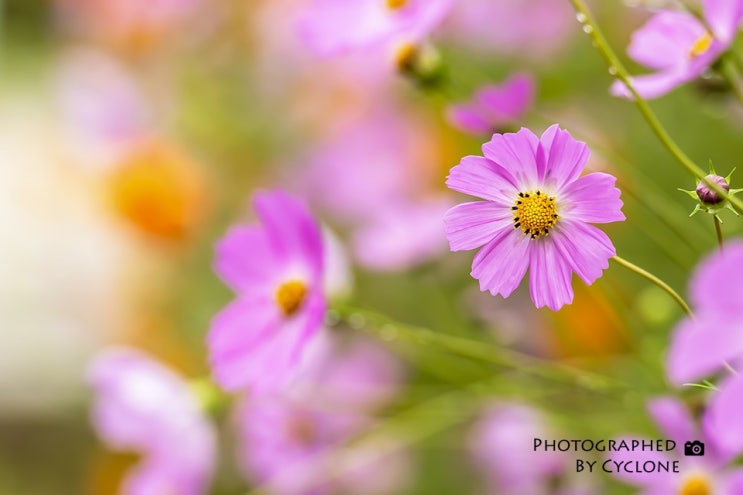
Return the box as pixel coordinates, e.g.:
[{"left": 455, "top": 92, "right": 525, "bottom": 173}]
[
  {"left": 208, "top": 190, "right": 326, "bottom": 393},
  {"left": 705, "top": 374, "right": 743, "bottom": 458},
  {"left": 444, "top": 125, "right": 624, "bottom": 311},
  {"left": 667, "top": 240, "right": 743, "bottom": 385},
  {"left": 235, "top": 331, "right": 409, "bottom": 495},
  {"left": 88, "top": 348, "right": 216, "bottom": 495},
  {"left": 446, "top": 74, "right": 535, "bottom": 136},
  {"left": 612, "top": 0, "right": 743, "bottom": 99},
  {"left": 609, "top": 397, "right": 743, "bottom": 494},
  {"left": 295, "top": 110, "right": 452, "bottom": 271},
  {"left": 297, "top": 0, "right": 452, "bottom": 59},
  {"left": 470, "top": 403, "right": 592, "bottom": 495},
  {"left": 440, "top": 0, "right": 575, "bottom": 61}
]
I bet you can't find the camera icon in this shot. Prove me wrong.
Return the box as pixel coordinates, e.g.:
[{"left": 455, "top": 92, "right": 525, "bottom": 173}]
[{"left": 684, "top": 441, "right": 705, "bottom": 456}]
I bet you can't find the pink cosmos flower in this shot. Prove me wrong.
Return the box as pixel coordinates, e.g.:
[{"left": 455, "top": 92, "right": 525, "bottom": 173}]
[
  {"left": 705, "top": 374, "right": 743, "bottom": 459},
  {"left": 666, "top": 240, "right": 743, "bottom": 385},
  {"left": 611, "top": 0, "right": 743, "bottom": 99},
  {"left": 446, "top": 74, "right": 535, "bottom": 136},
  {"left": 208, "top": 190, "right": 326, "bottom": 393},
  {"left": 609, "top": 397, "right": 743, "bottom": 494},
  {"left": 470, "top": 403, "right": 593, "bottom": 495},
  {"left": 444, "top": 125, "right": 625, "bottom": 311},
  {"left": 297, "top": 0, "right": 453, "bottom": 59},
  {"left": 235, "top": 331, "right": 408, "bottom": 495},
  {"left": 87, "top": 348, "right": 216, "bottom": 495}
]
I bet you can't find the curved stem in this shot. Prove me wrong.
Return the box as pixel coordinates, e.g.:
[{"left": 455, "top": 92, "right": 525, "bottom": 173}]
[
  {"left": 332, "top": 305, "right": 624, "bottom": 393},
  {"left": 611, "top": 255, "right": 694, "bottom": 318},
  {"left": 714, "top": 215, "right": 724, "bottom": 251},
  {"left": 567, "top": 0, "right": 743, "bottom": 213}
]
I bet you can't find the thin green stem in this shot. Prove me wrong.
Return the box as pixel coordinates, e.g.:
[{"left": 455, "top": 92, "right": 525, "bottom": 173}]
[
  {"left": 567, "top": 0, "right": 743, "bottom": 213},
  {"left": 611, "top": 255, "right": 693, "bottom": 318},
  {"left": 720, "top": 56, "right": 743, "bottom": 107},
  {"left": 714, "top": 215, "right": 724, "bottom": 251},
  {"left": 333, "top": 305, "right": 624, "bottom": 393}
]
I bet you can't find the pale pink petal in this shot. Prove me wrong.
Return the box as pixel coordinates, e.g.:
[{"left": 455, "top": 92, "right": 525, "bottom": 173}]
[
  {"left": 610, "top": 70, "right": 694, "bottom": 100},
  {"left": 444, "top": 201, "right": 513, "bottom": 251},
  {"left": 666, "top": 315, "right": 743, "bottom": 385},
  {"left": 446, "top": 155, "right": 519, "bottom": 205},
  {"left": 628, "top": 11, "right": 706, "bottom": 70},
  {"left": 703, "top": 0, "right": 743, "bottom": 44},
  {"left": 607, "top": 438, "right": 675, "bottom": 487},
  {"left": 445, "top": 104, "right": 492, "bottom": 135},
  {"left": 559, "top": 172, "right": 625, "bottom": 223},
  {"left": 254, "top": 190, "right": 323, "bottom": 279},
  {"left": 689, "top": 240, "right": 743, "bottom": 313},
  {"left": 471, "top": 228, "right": 531, "bottom": 298},
  {"left": 207, "top": 296, "right": 280, "bottom": 361},
  {"left": 528, "top": 239, "right": 574, "bottom": 311},
  {"left": 538, "top": 124, "right": 589, "bottom": 190},
  {"left": 647, "top": 397, "right": 698, "bottom": 447},
  {"left": 477, "top": 74, "right": 534, "bottom": 121},
  {"left": 704, "top": 375, "right": 743, "bottom": 456},
  {"left": 482, "top": 128, "right": 542, "bottom": 189},
  {"left": 549, "top": 220, "right": 615, "bottom": 286},
  {"left": 214, "top": 227, "right": 280, "bottom": 295}
]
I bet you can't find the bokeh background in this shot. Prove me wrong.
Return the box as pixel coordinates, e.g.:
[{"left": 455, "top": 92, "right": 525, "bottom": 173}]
[{"left": 2, "top": 0, "right": 742, "bottom": 493}]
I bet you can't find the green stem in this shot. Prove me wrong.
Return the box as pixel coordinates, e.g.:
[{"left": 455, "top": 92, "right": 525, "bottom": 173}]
[
  {"left": 611, "top": 255, "right": 694, "bottom": 318},
  {"left": 333, "top": 305, "right": 624, "bottom": 393},
  {"left": 567, "top": 0, "right": 743, "bottom": 213},
  {"left": 720, "top": 56, "right": 743, "bottom": 107},
  {"left": 714, "top": 215, "right": 724, "bottom": 251}
]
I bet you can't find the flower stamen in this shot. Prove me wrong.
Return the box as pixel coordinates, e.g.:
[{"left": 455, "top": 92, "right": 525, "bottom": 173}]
[
  {"left": 386, "top": 0, "right": 408, "bottom": 10},
  {"left": 275, "top": 280, "right": 307, "bottom": 316},
  {"left": 689, "top": 32, "right": 714, "bottom": 58},
  {"left": 512, "top": 190, "right": 558, "bottom": 239},
  {"left": 679, "top": 474, "right": 710, "bottom": 495}
]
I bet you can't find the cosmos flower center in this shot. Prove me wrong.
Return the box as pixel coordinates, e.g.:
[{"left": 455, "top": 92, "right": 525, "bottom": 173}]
[
  {"left": 512, "top": 190, "right": 559, "bottom": 239},
  {"left": 679, "top": 475, "right": 710, "bottom": 495},
  {"left": 386, "top": 0, "right": 408, "bottom": 10},
  {"left": 275, "top": 280, "right": 307, "bottom": 316},
  {"left": 689, "top": 32, "right": 714, "bottom": 58}
]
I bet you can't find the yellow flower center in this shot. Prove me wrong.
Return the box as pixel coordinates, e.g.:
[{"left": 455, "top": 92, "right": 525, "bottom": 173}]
[
  {"left": 512, "top": 190, "right": 559, "bottom": 239},
  {"left": 394, "top": 42, "right": 418, "bottom": 72},
  {"left": 386, "top": 0, "right": 408, "bottom": 10},
  {"left": 275, "top": 280, "right": 307, "bottom": 316},
  {"left": 689, "top": 32, "right": 714, "bottom": 58},
  {"left": 680, "top": 475, "right": 711, "bottom": 495}
]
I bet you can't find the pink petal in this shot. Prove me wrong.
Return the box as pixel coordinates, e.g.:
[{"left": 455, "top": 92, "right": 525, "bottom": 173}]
[
  {"left": 446, "top": 155, "right": 519, "bottom": 205},
  {"left": 666, "top": 315, "right": 743, "bottom": 385},
  {"left": 538, "top": 124, "right": 589, "bottom": 191},
  {"left": 528, "top": 238, "right": 574, "bottom": 311},
  {"left": 607, "top": 437, "right": 675, "bottom": 487},
  {"left": 482, "top": 128, "right": 542, "bottom": 190},
  {"left": 214, "top": 226, "right": 280, "bottom": 295},
  {"left": 610, "top": 70, "right": 693, "bottom": 100},
  {"left": 647, "top": 397, "right": 698, "bottom": 447},
  {"left": 471, "top": 228, "right": 531, "bottom": 298},
  {"left": 704, "top": 374, "right": 743, "bottom": 455},
  {"left": 549, "top": 220, "right": 615, "bottom": 286},
  {"left": 477, "top": 73, "right": 534, "bottom": 121},
  {"left": 445, "top": 104, "right": 492, "bottom": 135},
  {"left": 628, "top": 11, "right": 706, "bottom": 70},
  {"left": 444, "top": 201, "right": 513, "bottom": 251},
  {"left": 253, "top": 190, "right": 324, "bottom": 279},
  {"left": 689, "top": 240, "right": 743, "bottom": 313},
  {"left": 207, "top": 296, "right": 280, "bottom": 361},
  {"left": 703, "top": 0, "right": 743, "bottom": 44},
  {"left": 560, "top": 172, "right": 625, "bottom": 224}
]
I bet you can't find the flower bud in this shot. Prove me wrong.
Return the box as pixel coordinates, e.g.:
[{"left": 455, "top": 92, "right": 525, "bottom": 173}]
[{"left": 696, "top": 174, "right": 730, "bottom": 205}]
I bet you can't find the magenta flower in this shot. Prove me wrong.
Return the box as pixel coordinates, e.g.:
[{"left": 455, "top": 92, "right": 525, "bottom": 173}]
[
  {"left": 446, "top": 74, "right": 535, "bottom": 136},
  {"left": 611, "top": 0, "right": 743, "bottom": 99},
  {"left": 609, "top": 397, "right": 743, "bottom": 494},
  {"left": 667, "top": 240, "right": 743, "bottom": 385},
  {"left": 208, "top": 190, "right": 326, "bottom": 393},
  {"left": 297, "top": 0, "right": 452, "bottom": 58},
  {"left": 444, "top": 125, "right": 625, "bottom": 311},
  {"left": 87, "top": 348, "right": 216, "bottom": 495},
  {"left": 470, "top": 403, "right": 593, "bottom": 495}
]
